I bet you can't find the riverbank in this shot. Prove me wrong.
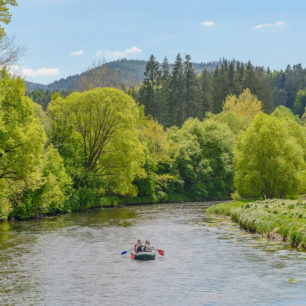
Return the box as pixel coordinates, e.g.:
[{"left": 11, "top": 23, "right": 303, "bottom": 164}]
[
  {"left": 2, "top": 195, "right": 225, "bottom": 222},
  {"left": 206, "top": 199, "right": 306, "bottom": 251}
]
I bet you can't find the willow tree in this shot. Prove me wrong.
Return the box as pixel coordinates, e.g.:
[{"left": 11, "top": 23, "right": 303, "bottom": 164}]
[{"left": 48, "top": 88, "right": 144, "bottom": 197}]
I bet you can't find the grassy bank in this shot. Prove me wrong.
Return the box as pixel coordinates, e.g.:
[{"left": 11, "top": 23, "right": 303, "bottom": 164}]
[{"left": 207, "top": 199, "right": 306, "bottom": 251}]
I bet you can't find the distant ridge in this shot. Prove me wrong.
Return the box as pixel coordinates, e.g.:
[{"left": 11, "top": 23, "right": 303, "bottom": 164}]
[{"left": 25, "top": 58, "right": 228, "bottom": 92}]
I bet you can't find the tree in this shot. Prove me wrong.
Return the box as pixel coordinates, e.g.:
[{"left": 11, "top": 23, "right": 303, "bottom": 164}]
[
  {"left": 197, "top": 69, "right": 212, "bottom": 118},
  {"left": 139, "top": 54, "right": 161, "bottom": 117},
  {"left": 34, "top": 145, "right": 72, "bottom": 214},
  {"left": 134, "top": 119, "right": 178, "bottom": 200},
  {"left": 222, "top": 88, "right": 262, "bottom": 119},
  {"left": 168, "top": 53, "right": 185, "bottom": 126},
  {"left": 0, "top": 69, "right": 46, "bottom": 218},
  {"left": 159, "top": 57, "right": 171, "bottom": 126},
  {"left": 0, "top": 0, "right": 17, "bottom": 40},
  {"left": 184, "top": 54, "right": 198, "bottom": 120},
  {"left": 272, "top": 105, "right": 306, "bottom": 161},
  {"left": 234, "top": 112, "right": 305, "bottom": 198},
  {"left": 293, "top": 88, "right": 306, "bottom": 117},
  {"left": 167, "top": 117, "right": 235, "bottom": 198},
  {"left": 0, "top": 35, "right": 24, "bottom": 66},
  {"left": 48, "top": 87, "right": 144, "bottom": 197}
]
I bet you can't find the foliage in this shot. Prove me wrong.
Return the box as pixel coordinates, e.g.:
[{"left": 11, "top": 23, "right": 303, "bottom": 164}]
[
  {"left": 0, "top": 70, "right": 45, "bottom": 186},
  {"left": 206, "top": 111, "right": 250, "bottom": 136},
  {"left": 207, "top": 199, "right": 306, "bottom": 250},
  {"left": 0, "top": 0, "right": 17, "bottom": 39},
  {"left": 234, "top": 113, "right": 306, "bottom": 198},
  {"left": 222, "top": 88, "right": 262, "bottom": 119},
  {"left": 134, "top": 119, "right": 178, "bottom": 201},
  {"left": 293, "top": 88, "right": 306, "bottom": 117},
  {"left": 167, "top": 117, "right": 235, "bottom": 199},
  {"left": 47, "top": 87, "right": 145, "bottom": 200}
]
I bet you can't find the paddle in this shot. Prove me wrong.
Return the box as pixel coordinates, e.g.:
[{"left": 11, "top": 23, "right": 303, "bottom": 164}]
[
  {"left": 152, "top": 248, "right": 165, "bottom": 256},
  {"left": 157, "top": 249, "right": 165, "bottom": 256},
  {"left": 121, "top": 249, "right": 132, "bottom": 255}
]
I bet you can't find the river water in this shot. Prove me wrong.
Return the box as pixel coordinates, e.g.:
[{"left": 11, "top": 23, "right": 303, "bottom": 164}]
[{"left": 0, "top": 202, "right": 305, "bottom": 305}]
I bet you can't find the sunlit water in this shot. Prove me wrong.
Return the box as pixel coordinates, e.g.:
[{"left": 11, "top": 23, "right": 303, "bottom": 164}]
[{"left": 0, "top": 202, "right": 305, "bottom": 305}]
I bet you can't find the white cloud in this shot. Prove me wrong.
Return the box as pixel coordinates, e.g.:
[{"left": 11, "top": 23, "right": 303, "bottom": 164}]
[
  {"left": 8, "top": 65, "right": 60, "bottom": 78},
  {"left": 70, "top": 49, "right": 84, "bottom": 56},
  {"left": 200, "top": 21, "right": 215, "bottom": 27},
  {"left": 96, "top": 46, "right": 143, "bottom": 60},
  {"left": 96, "top": 50, "right": 103, "bottom": 57},
  {"left": 253, "top": 21, "right": 286, "bottom": 30}
]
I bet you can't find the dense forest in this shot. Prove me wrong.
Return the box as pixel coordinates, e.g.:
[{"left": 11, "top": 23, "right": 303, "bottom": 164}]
[
  {"left": 27, "top": 56, "right": 306, "bottom": 124},
  {"left": 1, "top": 66, "right": 306, "bottom": 220},
  {"left": 1, "top": 1, "right": 306, "bottom": 221}
]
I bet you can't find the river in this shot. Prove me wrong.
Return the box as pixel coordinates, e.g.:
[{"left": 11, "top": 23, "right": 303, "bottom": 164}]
[{"left": 0, "top": 202, "right": 305, "bottom": 305}]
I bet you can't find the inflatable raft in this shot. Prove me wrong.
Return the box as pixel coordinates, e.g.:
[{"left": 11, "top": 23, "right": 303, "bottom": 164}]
[{"left": 131, "top": 250, "right": 156, "bottom": 260}]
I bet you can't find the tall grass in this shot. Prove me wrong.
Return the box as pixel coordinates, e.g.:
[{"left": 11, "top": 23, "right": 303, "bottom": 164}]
[{"left": 207, "top": 200, "right": 306, "bottom": 251}]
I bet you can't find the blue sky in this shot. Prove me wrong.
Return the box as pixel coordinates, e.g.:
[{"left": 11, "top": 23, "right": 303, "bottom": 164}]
[{"left": 5, "top": 0, "right": 306, "bottom": 84}]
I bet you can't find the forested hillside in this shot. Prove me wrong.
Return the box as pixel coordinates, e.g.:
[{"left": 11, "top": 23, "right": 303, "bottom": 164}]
[
  {"left": 27, "top": 56, "right": 306, "bottom": 124},
  {"left": 26, "top": 59, "right": 223, "bottom": 92}
]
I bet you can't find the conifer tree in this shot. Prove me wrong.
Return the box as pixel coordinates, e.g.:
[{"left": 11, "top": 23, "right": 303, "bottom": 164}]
[
  {"left": 184, "top": 54, "right": 198, "bottom": 120},
  {"left": 197, "top": 69, "right": 212, "bottom": 118},
  {"left": 159, "top": 57, "right": 171, "bottom": 126},
  {"left": 168, "top": 53, "right": 185, "bottom": 126},
  {"left": 139, "top": 54, "right": 161, "bottom": 117}
]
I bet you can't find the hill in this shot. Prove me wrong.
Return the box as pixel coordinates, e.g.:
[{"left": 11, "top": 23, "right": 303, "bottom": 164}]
[{"left": 25, "top": 58, "right": 224, "bottom": 92}]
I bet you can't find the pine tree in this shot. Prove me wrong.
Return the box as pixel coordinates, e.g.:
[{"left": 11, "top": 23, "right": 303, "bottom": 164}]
[
  {"left": 198, "top": 69, "right": 212, "bottom": 118},
  {"left": 184, "top": 54, "right": 198, "bottom": 120},
  {"left": 139, "top": 55, "right": 161, "bottom": 117},
  {"left": 159, "top": 57, "right": 171, "bottom": 126},
  {"left": 168, "top": 53, "right": 185, "bottom": 126}
]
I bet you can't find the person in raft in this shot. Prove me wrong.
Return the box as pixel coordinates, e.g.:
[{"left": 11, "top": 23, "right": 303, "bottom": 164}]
[
  {"left": 143, "top": 240, "right": 153, "bottom": 252},
  {"left": 134, "top": 240, "right": 143, "bottom": 253}
]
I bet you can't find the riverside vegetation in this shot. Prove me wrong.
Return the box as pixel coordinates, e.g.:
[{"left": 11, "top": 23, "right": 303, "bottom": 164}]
[
  {"left": 207, "top": 200, "right": 306, "bottom": 250},
  {"left": 0, "top": 2, "right": 305, "bottom": 252}
]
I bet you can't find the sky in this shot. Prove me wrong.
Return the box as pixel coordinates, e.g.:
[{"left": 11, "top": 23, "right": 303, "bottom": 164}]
[{"left": 5, "top": 0, "right": 306, "bottom": 84}]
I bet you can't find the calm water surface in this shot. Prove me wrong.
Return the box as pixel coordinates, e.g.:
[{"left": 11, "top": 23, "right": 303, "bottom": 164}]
[{"left": 0, "top": 202, "right": 305, "bottom": 305}]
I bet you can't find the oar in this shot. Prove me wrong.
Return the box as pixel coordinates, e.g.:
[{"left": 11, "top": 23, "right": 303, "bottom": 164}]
[
  {"left": 152, "top": 248, "right": 165, "bottom": 256},
  {"left": 157, "top": 249, "right": 165, "bottom": 256},
  {"left": 121, "top": 248, "right": 132, "bottom": 255}
]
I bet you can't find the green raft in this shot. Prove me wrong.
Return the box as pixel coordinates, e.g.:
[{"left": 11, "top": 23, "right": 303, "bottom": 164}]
[{"left": 131, "top": 251, "right": 156, "bottom": 260}]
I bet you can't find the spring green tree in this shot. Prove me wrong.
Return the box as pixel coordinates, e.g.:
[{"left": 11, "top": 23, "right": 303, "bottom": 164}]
[
  {"left": 134, "top": 119, "right": 178, "bottom": 200},
  {"left": 0, "top": 70, "right": 46, "bottom": 219},
  {"left": 293, "top": 88, "right": 306, "bottom": 117},
  {"left": 234, "top": 112, "right": 306, "bottom": 198},
  {"left": 0, "top": 0, "right": 17, "bottom": 40},
  {"left": 167, "top": 118, "right": 235, "bottom": 198},
  {"left": 223, "top": 88, "right": 262, "bottom": 119},
  {"left": 48, "top": 87, "right": 144, "bottom": 199}
]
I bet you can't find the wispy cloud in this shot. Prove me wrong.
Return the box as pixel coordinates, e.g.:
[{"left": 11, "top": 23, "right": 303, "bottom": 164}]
[
  {"left": 96, "top": 46, "right": 143, "bottom": 60},
  {"left": 253, "top": 21, "right": 286, "bottom": 30},
  {"left": 96, "top": 50, "right": 103, "bottom": 57},
  {"left": 70, "top": 49, "right": 84, "bottom": 56},
  {"left": 200, "top": 21, "right": 215, "bottom": 27},
  {"left": 8, "top": 65, "right": 60, "bottom": 78}
]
